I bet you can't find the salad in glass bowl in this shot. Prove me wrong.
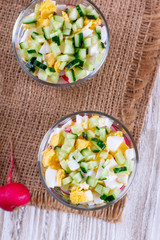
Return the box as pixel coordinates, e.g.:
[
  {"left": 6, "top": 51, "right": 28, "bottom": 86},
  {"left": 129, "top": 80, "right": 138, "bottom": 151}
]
[
  {"left": 38, "top": 112, "right": 138, "bottom": 210},
  {"left": 13, "top": 0, "right": 110, "bottom": 86}
]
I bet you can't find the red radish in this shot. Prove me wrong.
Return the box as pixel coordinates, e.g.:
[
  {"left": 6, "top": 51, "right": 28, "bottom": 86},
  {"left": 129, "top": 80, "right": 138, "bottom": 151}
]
[
  {"left": 111, "top": 124, "right": 117, "bottom": 131},
  {"left": 0, "top": 138, "right": 30, "bottom": 212},
  {"left": 120, "top": 185, "right": 125, "bottom": 191},
  {"left": 62, "top": 74, "right": 69, "bottom": 83},
  {"left": 64, "top": 126, "right": 72, "bottom": 133},
  {"left": 59, "top": 187, "right": 70, "bottom": 195}
]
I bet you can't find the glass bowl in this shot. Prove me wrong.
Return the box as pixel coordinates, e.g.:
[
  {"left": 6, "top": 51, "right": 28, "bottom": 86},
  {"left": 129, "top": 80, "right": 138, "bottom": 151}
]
[
  {"left": 12, "top": 0, "right": 110, "bottom": 87},
  {"left": 38, "top": 111, "right": 138, "bottom": 211}
]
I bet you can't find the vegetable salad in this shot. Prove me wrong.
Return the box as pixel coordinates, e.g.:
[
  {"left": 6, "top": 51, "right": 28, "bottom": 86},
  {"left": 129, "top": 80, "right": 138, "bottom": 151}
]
[
  {"left": 42, "top": 114, "right": 135, "bottom": 206},
  {"left": 19, "top": 0, "right": 107, "bottom": 84}
]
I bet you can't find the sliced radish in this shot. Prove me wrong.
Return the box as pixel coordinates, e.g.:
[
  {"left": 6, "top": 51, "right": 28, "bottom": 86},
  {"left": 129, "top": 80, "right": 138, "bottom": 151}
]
[
  {"left": 76, "top": 115, "right": 83, "bottom": 124},
  {"left": 85, "top": 190, "right": 93, "bottom": 201},
  {"left": 64, "top": 126, "right": 71, "bottom": 133},
  {"left": 96, "top": 159, "right": 105, "bottom": 179},
  {"left": 101, "top": 26, "right": 107, "bottom": 43},
  {"left": 117, "top": 175, "right": 128, "bottom": 185},
  {"left": 107, "top": 158, "right": 118, "bottom": 169},
  {"left": 20, "top": 29, "right": 31, "bottom": 42},
  {"left": 88, "top": 43, "right": 99, "bottom": 56},
  {"left": 45, "top": 168, "right": 57, "bottom": 188},
  {"left": 104, "top": 174, "right": 123, "bottom": 189},
  {"left": 107, "top": 136, "right": 124, "bottom": 152},
  {"left": 68, "top": 160, "right": 79, "bottom": 171},
  {"left": 125, "top": 148, "right": 136, "bottom": 160},
  {"left": 83, "top": 28, "right": 93, "bottom": 38}
]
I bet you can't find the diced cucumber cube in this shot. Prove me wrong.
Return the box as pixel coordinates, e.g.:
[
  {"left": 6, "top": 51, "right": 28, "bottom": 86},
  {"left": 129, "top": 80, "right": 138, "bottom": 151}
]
[
  {"left": 59, "top": 61, "right": 67, "bottom": 70},
  {"left": 62, "top": 176, "right": 72, "bottom": 185},
  {"left": 71, "top": 123, "right": 83, "bottom": 135},
  {"left": 76, "top": 4, "right": 86, "bottom": 16},
  {"left": 72, "top": 23, "right": 78, "bottom": 31},
  {"left": 69, "top": 8, "right": 79, "bottom": 21},
  {"left": 88, "top": 161, "right": 98, "bottom": 170},
  {"left": 89, "top": 117, "right": 99, "bottom": 128},
  {"left": 75, "top": 68, "right": 87, "bottom": 81},
  {"left": 80, "top": 148, "right": 93, "bottom": 161},
  {"left": 113, "top": 166, "right": 127, "bottom": 174},
  {"left": 50, "top": 42, "right": 61, "bottom": 57},
  {"left": 72, "top": 171, "right": 83, "bottom": 183},
  {"left": 54, "top": 15, "right": 64, "bottom": 23},
  {"left": 76, "top": 17, "right": 84, "bottom": 29},
  {"left": 86, "top": 176, "right": 98, "bottom": 187},
  {"left": 61, "top": 138, "right": 75, "bottom": 153},
  {"left": 38, "top": 70, "right": 47, "bottom": 81},
  {"left": 72, "top": 149, "right": 84, "bottom": 162},
  {"left": 66, "top": 69, "right": 76, "bottom": 83},
  {"left": 60, "top": 160, "right": 70, "bottom": 173},
  {"left": 64, "top": 21, "right": 72, "bottom": 29},
  {"left": 80, "top": 162, "right": 88, "bottom": 173},
  {"left": 83, "top": 37, "right": 92, "bottom": 48},
  {"left": 91, "top": 138, "right": 106, "bottom": 150},
  {"left": 115, "top": 151, "right": 126, "bottom": 165},
  {"left": 86, "top": 130, "right": 95, "bottom": 139},
  {"left": 49, "top": 72, "right": 59, "bottom": 83}
]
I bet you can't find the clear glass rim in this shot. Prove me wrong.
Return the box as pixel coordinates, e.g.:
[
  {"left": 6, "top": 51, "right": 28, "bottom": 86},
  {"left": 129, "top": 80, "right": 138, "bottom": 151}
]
[
  {"left": 12, "top": 0, "right": 110, "bottom": 87},
  {"left": 38, "top": 111, "right": 139, "bottom": 211}
]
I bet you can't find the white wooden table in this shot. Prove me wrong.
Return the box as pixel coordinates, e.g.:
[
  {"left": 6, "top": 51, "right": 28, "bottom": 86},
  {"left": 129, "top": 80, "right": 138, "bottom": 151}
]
[{"left": 0, "top": 70, "right": 160, "bottom": 240}]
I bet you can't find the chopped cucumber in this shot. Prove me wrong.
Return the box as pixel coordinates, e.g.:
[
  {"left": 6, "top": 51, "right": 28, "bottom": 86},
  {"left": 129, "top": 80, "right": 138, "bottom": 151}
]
[
  {"left": 72, "top": 23, "right": 78, "bottom": 31},
  {"left": 80, "top": 148, "right": 93, "bottom": 161},
  {"left": 80, "top": 162, "right": 88, "bottom": 173},
  {"left": 35, "top": 4, "right": 41, "bottom": 18},
  {"left": 83, "top": 37, "right": 92, "bottom": 47},
  {"left": 46, "top": 67, "right": 55, "bottom": 76},
  {"left": 51, "top": 18, "right": 64, "bottom": 30},
  {"left": 113, "top": 166, "right": 127, "bottom": 174},
  {"left": 65, "top": 132, "right": 78, "bottom": 139},
  {"left": 71, "top": 123, "right": 83, "bottom": 135},
  {"left": 54, "top": 15, "right": 64, "bottom": 23},
  {"left": 125, "top": 159, "right": 134, "bottom": 172},
  {"left": 60, "top": 160, "right": 70, "bottom": 174},
  {"left": 72, "top": 171, "right": 83, "bottom": 183},
  {"left": 75, "top": 67, "right": 87, "bottom": 80},
  {"left": 62, "top": 176, "right": 72, "bottom": 185},
  {"left": 31, "top": 31, "right": 39, "bottom": 40},
  {"left": 99, "top": 151, "right": 108, "bottom": 159},
  {"left": 70, "top": 171, "right": 77, "bottom": 179},
  {"left": 37, "top": 52, "right": 43, "bottom": 62},
  {"left": 86, "top": 176, "right": 98, "bottom": 187},
  {"left": 98, "top": 167, "right": 109, "bottom": 180},
  {"left": 76, "top": 4, "right": 86, "bottom": 16},
  {"left": 52, "top": 36, "right": 60, "bottom": 46},
  {"left": 25, "top": 57, "right": 36, "bottom": 72},
  {"left": 34, "top": 60, "right": 47, "bottom": 70},
  {"left": 105, "top": 126, "right": 110, "bottom": 134},
  {"left": 88, "top": 161, "right": 98, "bottom": 170},
  {"left": 59, "top": 61, "right": 67, "bottom": 70},
  {"left": 66, "top": 59, "right": 81, "bottom": 69},
  {"left": 57, "top": 55, "right": 75, "bottom": 62},
  {"left": 82, "top": 132, "right": 88, "bottom": 140},
  {"left": 42, "top": 26, "right": 51, "bottom": 40},
  {"left": 91, "top": 138, "right": 106, "bottom": 150},
  {"left": 88, "top": 117, "right": 99, "bottom": 128},
  {"left": 63, "top": 39, "right": 75, "bottom": 55},
  {"left": 19, "top": 41, "right": 29, "bottom": 49},
  {"left": 50, "top": 42, "right": 61, "bottom": 57},
  {"left": 49, "top": 72, "right": 59, "bottom": 83},
  {"left": 86, "top": 10, "right": 99, "bottom": 20},
  {"left": 74, "top": 32, "right": 83, "bottom": 47},
  {"left": 95, "top": 184, "right": 110, "bottom": 195},
  {"left": 72, "top": 149, "right": 84, "bottom": 162},
  {"left": 63, "top": 28, "right": 72, "bottom": 36},
  {"left": 23, "top": 14, "right": 37, "bottom": 24},
  {"left": 38, "top": 70, "right": 47, "bottom": 81},
  {"left": 100, "top": 188, "right": 120, "bottom": 202},
  {"left": 115, "top": 151, "right": 126, "bottom": 165},
  {"left": 76, "top": 17, "right": 84, "bottom": 29},
  {"left": 66, "top": 69, "right": 75, "bottom": 83},
  {"left": 61, "top": 138, "right": 75, "bottom": 153},
  {"left": 64, "top": 21, "right": 72, "bottom": 29},
  {"left": 69, "top": 8, "right": 79, "bottom": 21},
  {"left": 76, "top": 48, "right": 86, "bottom": 59},
  {"left": 99, "top": 42, "right": 105, "bottom": 51},
  {"left": 92, "top": 145, "right": 100, "bottom": 153},
  {"left": 86, "top": 130, "right": 95, "bottom": 139}
]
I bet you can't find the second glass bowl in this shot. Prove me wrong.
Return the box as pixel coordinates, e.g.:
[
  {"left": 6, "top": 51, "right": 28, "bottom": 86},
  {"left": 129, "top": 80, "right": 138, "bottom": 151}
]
[
  {"left": 38, "top": 111, "right": 138, "bottom": 211},
  {"left": 12, "top": 0, "right": 110, "bottom": 87}
]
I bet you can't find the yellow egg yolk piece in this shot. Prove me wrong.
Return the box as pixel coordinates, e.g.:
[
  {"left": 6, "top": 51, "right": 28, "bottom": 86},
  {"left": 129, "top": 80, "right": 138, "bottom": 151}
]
[
  {"left": 45, "top": 53, "right": 56, "bottom": 67},
  {"left": 41, "top": 0, "right": 57, "bottom": 19},
  {"left": 56, "top": 169, "right": 66, "bottom": 186},
  {"left": 70, "top": 189, "right": 88, "bottom": 204}
]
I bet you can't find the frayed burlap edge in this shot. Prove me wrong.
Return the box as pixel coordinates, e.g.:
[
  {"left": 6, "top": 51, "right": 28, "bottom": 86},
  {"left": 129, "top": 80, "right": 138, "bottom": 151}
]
[{"left": 29, "top": 0, "right": 160, "bottom": 222}]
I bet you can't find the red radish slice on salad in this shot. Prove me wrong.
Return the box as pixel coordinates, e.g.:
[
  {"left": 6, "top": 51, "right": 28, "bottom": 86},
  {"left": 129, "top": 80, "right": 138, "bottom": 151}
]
[
  {"left": 58, "top": 187, "right": 70, "bottom": 195},
  {"left": 120, "top": 185, "right": 125, "bottom": 191},
  {"left": 62, "top": 75, "right": 69, "bottom": 83},
  {"left": 64, "top": 126, "right": 72, "bottom": 133},
  {"left": 0, "top": 138, "right": 30, "bottom": 212}
]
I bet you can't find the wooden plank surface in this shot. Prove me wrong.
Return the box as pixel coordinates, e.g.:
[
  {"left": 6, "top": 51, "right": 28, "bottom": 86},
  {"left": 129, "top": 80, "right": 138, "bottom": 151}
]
[{"left": 0, "top": 70, "right": 160, "bottom": 240}]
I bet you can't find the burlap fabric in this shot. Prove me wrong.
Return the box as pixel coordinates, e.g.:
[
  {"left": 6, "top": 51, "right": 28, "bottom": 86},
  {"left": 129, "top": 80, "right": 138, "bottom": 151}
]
[{"left": 0, "top": 0, "right": 160, "bottom": 222}]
